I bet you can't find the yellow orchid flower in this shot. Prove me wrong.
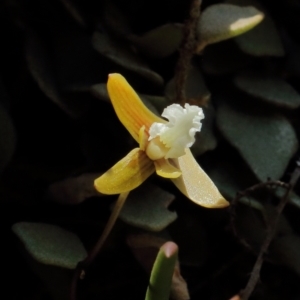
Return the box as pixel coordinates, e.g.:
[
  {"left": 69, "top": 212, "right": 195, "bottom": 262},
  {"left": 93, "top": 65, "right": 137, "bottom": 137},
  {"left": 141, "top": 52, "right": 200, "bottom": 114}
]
[{"left": 94, "top": 74, "right": 229, "bottom": 208}]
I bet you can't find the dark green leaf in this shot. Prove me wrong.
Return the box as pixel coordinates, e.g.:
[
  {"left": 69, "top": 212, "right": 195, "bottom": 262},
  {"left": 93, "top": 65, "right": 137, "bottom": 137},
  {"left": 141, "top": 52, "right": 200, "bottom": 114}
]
[
  {"left": 216, "top": 101, "right": 298, "bottom": 181},
  {"left": 92, "top": 32, "right": 164, "bottom": 86},
  {"left": 228, "top": 0, "right": 285, "bottom": 56},
  {"left": 197, "top": 4, "right": 263, "bottom": 50},
  {"left": 128, "top": 23, "right": 183, "bottom": 58},
  {"left": 12, "top": 222, "right": 87, "bottom": 269},
  {"left": 234, "top": 73, "right": 300, "bottom": 109},
  {"left": 118, "top": 183, "right": 177, "bottom": 231}
]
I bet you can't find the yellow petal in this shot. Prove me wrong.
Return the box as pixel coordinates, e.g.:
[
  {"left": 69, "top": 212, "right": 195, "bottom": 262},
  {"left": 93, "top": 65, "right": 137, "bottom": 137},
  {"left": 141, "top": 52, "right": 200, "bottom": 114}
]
[
  {"left": 94, "top": 148, "right": 155, "bottom": 194},
  {"left": 154, "top": 158, "right": 182, "bottom": 178},
  {"left": 139, "top": 125, "right": 148, "bottom": 151},
  {"left": 107, "top": 74, "right": 165, "bottom": 142},
  {"left": 171, "top": 149, "right": 229, "bottom": 208}
]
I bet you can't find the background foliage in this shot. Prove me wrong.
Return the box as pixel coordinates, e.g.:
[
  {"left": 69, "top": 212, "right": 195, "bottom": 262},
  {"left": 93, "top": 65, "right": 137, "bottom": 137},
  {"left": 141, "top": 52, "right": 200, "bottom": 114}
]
[{"left": 1, "top": 0, "right": 300, "bottom": 299}]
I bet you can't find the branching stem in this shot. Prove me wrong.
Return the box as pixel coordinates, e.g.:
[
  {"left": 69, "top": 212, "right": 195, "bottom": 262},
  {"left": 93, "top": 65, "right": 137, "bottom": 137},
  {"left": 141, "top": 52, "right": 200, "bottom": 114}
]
[{"left": 233, "top": 163, "right": 300, "bottom": 300}]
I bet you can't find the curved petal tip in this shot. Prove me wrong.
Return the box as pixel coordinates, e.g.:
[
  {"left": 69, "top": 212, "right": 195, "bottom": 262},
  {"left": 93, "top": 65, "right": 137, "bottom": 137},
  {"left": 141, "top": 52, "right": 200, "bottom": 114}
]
[{"left": 171, "top": 149, "right": 229, "bottom": 208}]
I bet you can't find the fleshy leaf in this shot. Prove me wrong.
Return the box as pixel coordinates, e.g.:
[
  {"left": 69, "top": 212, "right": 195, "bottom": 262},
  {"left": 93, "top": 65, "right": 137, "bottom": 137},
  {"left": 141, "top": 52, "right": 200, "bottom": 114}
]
[
  {"left": 107, "top": 74, "right": 164, "bottom": 142},
  {"left": 196, "top": 4, "right": 264, "bottom": 50},
  {"left": 94, "top": 148, "right": 155, "bottom": 195},
  {"left": 216, "top": 101, "right": 298, "bottom": 181},
  {"left": 234, "top": 73, "right": 300, "bottom": 109},
  {"left": 92, "top": 32, "right": 163, "bottom": 86},
  {"left": 145, "top": 241, "right": 178, "bottom": 300},
  {"left": 228, "top": 0, "right": 285, "bottom": 56},
  {"left": 128, "top": 23, "right": 183, "bottom": 58},
  {"left": 118, "top": 182, "right": 177, "bottom": 231},
  {"left": 12, "top": 222, "right": 87, "bottom": 269},
  {"left": 171, "top": 149, "right": 229, "bottom": 208},
  {"left": 127, "top": 234, "right": 189, "bottom": 300}
]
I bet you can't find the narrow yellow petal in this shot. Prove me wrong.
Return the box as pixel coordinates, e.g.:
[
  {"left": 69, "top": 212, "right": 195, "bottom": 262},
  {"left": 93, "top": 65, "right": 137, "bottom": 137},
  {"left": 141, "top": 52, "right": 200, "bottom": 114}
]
[
  {"left": 171, "top": 149, "right": 229, "bottom": 208},
  {"left": 154, "top": 158, "right": 182, "bottom": 179},
  {"left": 107, "top": 74, "right": 165, "bottom": 142},
  {"left": 139, "top": 125, "right": 148, "bottom": 151},
  {"left": 94, "top": 148, "right": 155, "bottom": 194}
]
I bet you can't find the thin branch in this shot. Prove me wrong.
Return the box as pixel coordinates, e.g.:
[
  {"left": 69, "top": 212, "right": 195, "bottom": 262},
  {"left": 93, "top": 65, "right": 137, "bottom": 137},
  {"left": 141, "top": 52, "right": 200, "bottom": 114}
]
[
  {"left": 240, "top": 163, "right": 300, "bottom": 300},
  {"left": 233, "top": 180, "right": 288, "bottom": 201},
  {"left": 174, "top": 0, "right": 201, "bottom": 106},
  {"left": 230, "top": 180, "right": 288, "bottom": 251},
  {"left": 70, "top": 191, "right": 130, "bottom": 300}
]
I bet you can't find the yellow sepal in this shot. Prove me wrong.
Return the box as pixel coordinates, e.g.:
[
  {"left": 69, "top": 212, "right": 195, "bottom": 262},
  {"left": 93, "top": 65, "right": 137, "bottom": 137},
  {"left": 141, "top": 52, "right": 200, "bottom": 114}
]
[
  {"left": 107, "top": 74, "right": 164, "bottom": 142},
  {"left": 94, "top": 148, "right": 155, "bottom": 194},
  {"left": 171, "top": 149, "right": 229, "bottom": 208},
  {"left": 154, "top": 158, "right": 182, "bottom": 179}
]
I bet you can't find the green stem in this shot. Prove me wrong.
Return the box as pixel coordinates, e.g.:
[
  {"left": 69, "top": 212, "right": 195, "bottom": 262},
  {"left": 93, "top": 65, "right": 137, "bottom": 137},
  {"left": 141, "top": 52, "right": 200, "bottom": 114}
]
[
  {"left": 145, "top": 242, "right": 178, "bottom": 300},
  {"left": 70, "top": 192, "right": 130, "bottom": 300}
]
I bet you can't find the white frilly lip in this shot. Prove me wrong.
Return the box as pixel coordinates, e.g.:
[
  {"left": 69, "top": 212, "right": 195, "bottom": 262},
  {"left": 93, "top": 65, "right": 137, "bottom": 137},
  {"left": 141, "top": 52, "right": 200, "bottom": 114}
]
[{"left": 148, "top": 103, "right": 204, "bottom": 159}]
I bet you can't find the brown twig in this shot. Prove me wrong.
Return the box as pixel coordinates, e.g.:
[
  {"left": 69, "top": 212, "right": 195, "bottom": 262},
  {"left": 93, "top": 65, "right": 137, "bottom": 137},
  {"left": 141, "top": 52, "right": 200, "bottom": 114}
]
[
  {"left": 174, "top": 0, "right": 201, "bottom": 106},
  {"left": 230, "top": 180, "right": 288, "bottom": 250},
  {"left": 70, "top": 192, "right": 130, "bottom": 300},
  {"left": 233, "top": 180, "right": 288, "bottom": 203},
  {"left": 235, "top": 163, "right": 300, "bottom": 300}
]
